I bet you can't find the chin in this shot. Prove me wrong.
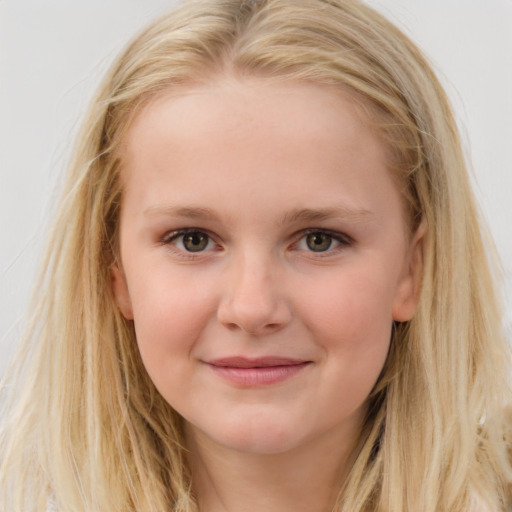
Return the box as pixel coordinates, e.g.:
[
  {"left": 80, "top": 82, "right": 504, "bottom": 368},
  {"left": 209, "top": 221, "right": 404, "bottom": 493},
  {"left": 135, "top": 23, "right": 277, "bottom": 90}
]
[
  {"left": 217, "top": 430, "right": 301, "bottom": 455},
  {"left": 192, "top": 413, "right": 306, "bottom": 456}
]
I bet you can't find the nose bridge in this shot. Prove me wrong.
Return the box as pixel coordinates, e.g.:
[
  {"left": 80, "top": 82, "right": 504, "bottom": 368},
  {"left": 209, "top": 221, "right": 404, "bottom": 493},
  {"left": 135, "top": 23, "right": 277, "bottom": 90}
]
[{"left": 217, "top": 246, "right": 291, "bottom": 335}]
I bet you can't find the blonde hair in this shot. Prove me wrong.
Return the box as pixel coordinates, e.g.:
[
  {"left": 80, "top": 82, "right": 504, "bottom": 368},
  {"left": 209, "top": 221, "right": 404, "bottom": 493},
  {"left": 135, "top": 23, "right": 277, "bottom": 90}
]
[{"left": 1, "top": 0, "right": 511, "bottom": 510}]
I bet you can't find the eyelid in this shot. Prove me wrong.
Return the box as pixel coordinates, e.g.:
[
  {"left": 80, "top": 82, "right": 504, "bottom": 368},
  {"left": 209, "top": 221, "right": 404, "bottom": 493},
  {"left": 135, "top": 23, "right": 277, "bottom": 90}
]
[
  {"left": 162, "top": 227, "right": 204, "bottom": 243},
  {"left": 161, "top": 228, "right": 220, "bottom": 254},
  {"left": 293, "top": 228, "right": 353, "bottom": 252},
  {"left": 301, "top": 228, "right": 352, "bottom": 243},
  {"left": 160, "top": 227, "right": 352, "bottom": 256}
]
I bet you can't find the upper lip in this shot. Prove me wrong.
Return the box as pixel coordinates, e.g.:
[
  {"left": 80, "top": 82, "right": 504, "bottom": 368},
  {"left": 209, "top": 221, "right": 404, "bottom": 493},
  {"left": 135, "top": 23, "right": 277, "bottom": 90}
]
[{"left": 207, "top": 357, "right": 310, "bottom": 368}]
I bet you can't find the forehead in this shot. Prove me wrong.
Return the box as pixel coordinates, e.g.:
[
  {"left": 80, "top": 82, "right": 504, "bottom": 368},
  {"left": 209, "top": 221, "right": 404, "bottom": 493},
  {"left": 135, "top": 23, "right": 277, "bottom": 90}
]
[
  {"left": 119, "top": 77, "right": 405, "bottom": 229},
  {"left": 122, "top": 76, "right": 384, "bottom": 175}
]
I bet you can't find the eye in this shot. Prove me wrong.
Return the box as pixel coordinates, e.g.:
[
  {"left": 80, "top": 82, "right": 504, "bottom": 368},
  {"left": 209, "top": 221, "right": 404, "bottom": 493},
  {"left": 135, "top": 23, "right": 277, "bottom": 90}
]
[
  {"left": 164, "top": 229, "right": 216, "bottom": 253},
  {"left": 295, "top": 230, "right": 351, "bottom": 253},
  {"left": 305, "top": 232, "right": 334, "bottom": 252}
]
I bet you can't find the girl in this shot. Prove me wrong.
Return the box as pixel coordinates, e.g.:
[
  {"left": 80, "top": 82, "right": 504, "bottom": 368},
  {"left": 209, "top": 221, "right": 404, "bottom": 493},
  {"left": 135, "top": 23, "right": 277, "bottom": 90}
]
[{"left": 1, "top": 0, "right": 511, "bottom": 510}]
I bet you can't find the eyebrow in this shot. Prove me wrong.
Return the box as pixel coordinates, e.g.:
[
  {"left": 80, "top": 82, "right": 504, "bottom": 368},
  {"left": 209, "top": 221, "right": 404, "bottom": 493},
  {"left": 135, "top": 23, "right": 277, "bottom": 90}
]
[
  {"left": 280, "top": 206, "right": 375, "bottom": 225},
  {"left": 144, "top": 204, "right": 374, "bottom": 224},
  {"left": 144, "top": 205, "right": 221, "bottom": 221}
]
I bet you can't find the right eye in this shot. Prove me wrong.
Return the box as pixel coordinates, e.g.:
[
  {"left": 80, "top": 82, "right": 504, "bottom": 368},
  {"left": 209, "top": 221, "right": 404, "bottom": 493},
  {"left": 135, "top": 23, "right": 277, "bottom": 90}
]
[{"left": 164, "top": 229, "right": 216, "bottom": 253}]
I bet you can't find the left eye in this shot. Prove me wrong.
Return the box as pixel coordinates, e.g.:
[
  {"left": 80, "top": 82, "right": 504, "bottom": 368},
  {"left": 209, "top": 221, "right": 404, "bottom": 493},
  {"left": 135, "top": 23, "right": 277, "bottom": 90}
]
[
  {"left": 165, "top": 230, "right": 216, "bottom": 252},
  {"left": 295, "top": 231, "right": 349, "bottom": 253}
]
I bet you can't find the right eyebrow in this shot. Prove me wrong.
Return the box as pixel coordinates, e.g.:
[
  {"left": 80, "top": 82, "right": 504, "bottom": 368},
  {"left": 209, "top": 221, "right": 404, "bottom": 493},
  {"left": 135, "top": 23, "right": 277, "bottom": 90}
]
[{"left": 143, "top": 205, "right": 221, "bottom": 222}]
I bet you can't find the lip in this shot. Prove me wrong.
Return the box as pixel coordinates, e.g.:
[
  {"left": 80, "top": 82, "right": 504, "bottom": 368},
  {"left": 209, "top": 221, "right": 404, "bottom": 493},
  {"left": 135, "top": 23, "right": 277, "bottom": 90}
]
[{"left": 205, "top": 357, "right": 312, "bottom": 386}]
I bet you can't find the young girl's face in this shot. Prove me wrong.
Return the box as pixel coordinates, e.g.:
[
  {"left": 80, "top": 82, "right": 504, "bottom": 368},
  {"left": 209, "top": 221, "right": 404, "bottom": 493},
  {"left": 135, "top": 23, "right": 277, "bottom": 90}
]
[{"left": 112, "top": 77, "right": 423, "bottom": 456}]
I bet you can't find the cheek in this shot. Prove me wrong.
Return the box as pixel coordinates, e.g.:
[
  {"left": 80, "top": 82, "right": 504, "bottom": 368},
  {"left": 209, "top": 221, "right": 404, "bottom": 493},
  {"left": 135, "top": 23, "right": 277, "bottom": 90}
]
[
  {"left": 127, "top": 268, "right": 218, "bottom": 380},
  {"left": 298, "top": 266, "right": 395, "bottom": 378},
  {"left": 304, "top": 265, "right": 394, "bottom": 333}
]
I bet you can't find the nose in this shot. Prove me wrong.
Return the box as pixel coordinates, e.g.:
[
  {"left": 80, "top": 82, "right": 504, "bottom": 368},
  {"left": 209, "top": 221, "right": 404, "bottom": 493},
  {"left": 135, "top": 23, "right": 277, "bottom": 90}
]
[{"left": 217, "top": 251, "right": 292, "bottom": 336}]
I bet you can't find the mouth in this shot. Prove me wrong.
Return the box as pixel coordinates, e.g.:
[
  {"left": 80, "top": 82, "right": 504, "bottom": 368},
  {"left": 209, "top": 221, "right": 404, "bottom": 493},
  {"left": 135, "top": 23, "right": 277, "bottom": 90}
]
[{"left": 205, "top": 357, "right": 312, "bottom": 386}]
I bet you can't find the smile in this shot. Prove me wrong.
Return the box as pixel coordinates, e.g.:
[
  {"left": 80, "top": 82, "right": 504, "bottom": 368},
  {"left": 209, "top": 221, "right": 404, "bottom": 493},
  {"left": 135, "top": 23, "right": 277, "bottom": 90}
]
[{"left": 205, "top": 357, "right": 312, "bottom": 386}]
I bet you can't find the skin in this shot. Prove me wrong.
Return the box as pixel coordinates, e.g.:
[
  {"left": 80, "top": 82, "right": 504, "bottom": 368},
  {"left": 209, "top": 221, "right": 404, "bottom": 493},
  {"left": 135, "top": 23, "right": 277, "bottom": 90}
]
[{"left": 112, "top": 76, "right": 424, "bottom": 512}]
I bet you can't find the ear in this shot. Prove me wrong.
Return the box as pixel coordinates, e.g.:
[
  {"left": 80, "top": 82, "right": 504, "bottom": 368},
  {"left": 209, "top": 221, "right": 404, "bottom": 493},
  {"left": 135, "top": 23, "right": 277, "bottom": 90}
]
[
  {"left": 392, "top": 221, "right": 426, "bottom": 322},
  {"left": 110, "top": 265, "right": 134, "bottom": 320}
]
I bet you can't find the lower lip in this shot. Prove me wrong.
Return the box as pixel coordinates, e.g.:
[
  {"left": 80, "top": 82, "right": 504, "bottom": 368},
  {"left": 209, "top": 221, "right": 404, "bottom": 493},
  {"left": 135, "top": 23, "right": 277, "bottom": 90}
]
[{"left": 207, "top": 362, "right": 311, "bottom": 387}]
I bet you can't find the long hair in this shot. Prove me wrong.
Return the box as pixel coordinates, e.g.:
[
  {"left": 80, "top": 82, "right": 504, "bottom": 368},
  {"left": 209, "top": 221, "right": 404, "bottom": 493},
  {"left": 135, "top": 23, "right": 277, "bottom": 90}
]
[{"left": 1, "top": 1, "right": 511, "bottom": 510}]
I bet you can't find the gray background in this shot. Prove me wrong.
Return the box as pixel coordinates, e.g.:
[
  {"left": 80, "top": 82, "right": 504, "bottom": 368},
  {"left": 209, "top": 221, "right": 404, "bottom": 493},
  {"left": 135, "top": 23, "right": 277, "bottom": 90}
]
[{"left": 1, "top": 0, "right": 511, "bottom": 375}]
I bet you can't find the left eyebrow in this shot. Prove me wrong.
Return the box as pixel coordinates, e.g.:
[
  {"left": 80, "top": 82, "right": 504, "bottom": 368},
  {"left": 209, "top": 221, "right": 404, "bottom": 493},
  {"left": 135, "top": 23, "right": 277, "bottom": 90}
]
[{"left": 280, "top": 207, "right": 375, "bottom": 225}]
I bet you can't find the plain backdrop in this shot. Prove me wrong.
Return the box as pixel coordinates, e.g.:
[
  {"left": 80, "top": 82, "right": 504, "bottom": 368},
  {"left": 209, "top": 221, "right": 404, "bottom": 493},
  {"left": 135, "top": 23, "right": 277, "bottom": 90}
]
[{"left": 1, "top": 0, "right": 511, "bottom": 376}]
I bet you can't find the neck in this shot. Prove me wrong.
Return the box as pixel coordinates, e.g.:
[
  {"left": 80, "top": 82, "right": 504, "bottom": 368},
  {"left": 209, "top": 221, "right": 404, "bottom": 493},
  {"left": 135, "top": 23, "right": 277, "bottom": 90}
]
[{"left": 186, "top": 426, "right": 358, "bottom": 512}]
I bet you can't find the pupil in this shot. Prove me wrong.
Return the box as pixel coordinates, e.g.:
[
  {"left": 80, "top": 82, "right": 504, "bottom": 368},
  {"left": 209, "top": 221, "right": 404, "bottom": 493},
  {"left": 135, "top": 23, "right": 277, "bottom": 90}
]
[
  {"left": 184, "top": 232, "right": 208, "bottom": 252},
  {"left": 307, "top": 232, "right": 332, "bottom": 252}
]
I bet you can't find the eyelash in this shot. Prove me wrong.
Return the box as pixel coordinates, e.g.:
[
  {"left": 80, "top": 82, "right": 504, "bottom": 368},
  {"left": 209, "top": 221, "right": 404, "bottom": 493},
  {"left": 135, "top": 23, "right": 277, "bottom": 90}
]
[
  {"left": 162, "top": 228, "right": 220, "bottom": 256},
  {"left": 161, "top": 228, "right": 353, "bottom": 257},
  {"left": 294, "top": 229, "right": 353, "bottom": 255}
]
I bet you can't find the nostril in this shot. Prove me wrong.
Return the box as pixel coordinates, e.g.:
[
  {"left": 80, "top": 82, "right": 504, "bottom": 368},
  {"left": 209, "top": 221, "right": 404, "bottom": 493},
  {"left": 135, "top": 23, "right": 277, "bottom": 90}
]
[
  {"left": 216, "top": 264, "right": 293, "bottom": 335},
  {"left": 217, "top": 299, "right": 292, "bottom": 336},
  {"left": 245, "top": 324, "right": 280, "bottom": 336}
]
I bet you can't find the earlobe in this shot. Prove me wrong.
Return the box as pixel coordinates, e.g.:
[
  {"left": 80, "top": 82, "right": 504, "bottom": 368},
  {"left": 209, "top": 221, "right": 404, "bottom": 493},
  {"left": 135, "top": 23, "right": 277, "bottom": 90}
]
[
  {"left": 110, "top": 265, "right": 134, "bottom": 320},
  {"left": 392, "top": 221, "right": 426, "bottom": 322}
]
